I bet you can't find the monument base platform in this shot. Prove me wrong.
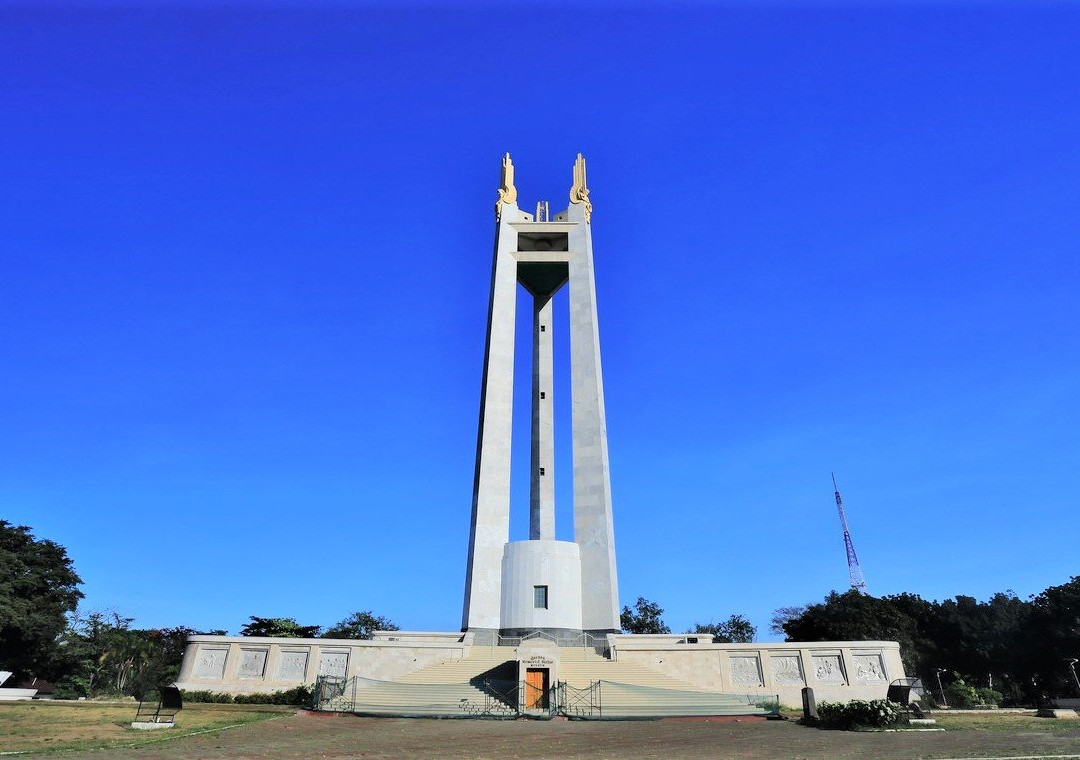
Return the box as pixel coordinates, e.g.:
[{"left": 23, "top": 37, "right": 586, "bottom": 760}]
[{"left": 176, "top": 631, "right": 904, "bottom": 710}]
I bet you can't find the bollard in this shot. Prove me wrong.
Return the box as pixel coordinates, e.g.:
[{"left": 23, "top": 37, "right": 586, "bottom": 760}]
[{"left": 802, "top": 686, "right": 818, "bottom": 721}]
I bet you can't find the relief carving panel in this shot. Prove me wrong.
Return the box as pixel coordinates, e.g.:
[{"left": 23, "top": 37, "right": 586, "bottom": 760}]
[
  {"left": 812, "top": 654, "right": 845, "bottom": 684},
  {"left": 192, "top": 648, "right": 228, "bottom": 679},
  {"left": 276, "top": 651, "right": 309, "bottom": 681},
  {"left": 318, "top": 651, "right": 349, "bottom": 679},
  {"left": 853, "top": 654, "right": 887, "bottom": 682},
  {"left": 771, "top": 655, "right": 804, "bottom": 686},
  {"left": 238, "top": 649, "right": 267, "bottom": 679},
  {"left": 730, "top": 656, "right": 763, "bottom": 687}
]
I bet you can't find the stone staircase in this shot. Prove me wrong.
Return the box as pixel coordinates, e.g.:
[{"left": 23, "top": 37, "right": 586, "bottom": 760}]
[
  {"left": 558, "top": 650, "right": 775, "bottom": 717},
  {"left": 324, "top": 647, "right": 515, "bottom": 717},
  {"left": 322, "top": 646, "right": 774, "bottom": 718}
]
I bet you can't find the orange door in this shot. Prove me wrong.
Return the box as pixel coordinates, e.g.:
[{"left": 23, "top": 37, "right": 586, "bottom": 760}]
[{"left": 525, "top": 668, "right": 548, "bottom": 709}]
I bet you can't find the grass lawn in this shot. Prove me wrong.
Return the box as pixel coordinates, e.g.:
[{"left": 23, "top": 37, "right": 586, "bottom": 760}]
[
  {"left": 0, "top": 700, "right": 290, "bottom": 754},
  {"left": 933, "top": 709, "right": 1080, "bottom": 734}
]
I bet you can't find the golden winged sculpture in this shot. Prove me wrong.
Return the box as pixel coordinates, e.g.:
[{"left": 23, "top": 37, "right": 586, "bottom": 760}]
[
  {"left": 495, "top": 152, "right": 517, "bottom": 220},
  {"left": 568, "top": 153, "right": 592, "bottom": 222}
]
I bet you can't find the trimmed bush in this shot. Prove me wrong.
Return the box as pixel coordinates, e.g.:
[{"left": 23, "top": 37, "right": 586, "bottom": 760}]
[
  {"left": 233, "top": 685, "right": 313, "bottom": 706},
  {"left": 815, "top": 698, "right": 904, "bottom": 730},
  {"left": 180, "top": 690, "right": 234, "bottom": 703}
]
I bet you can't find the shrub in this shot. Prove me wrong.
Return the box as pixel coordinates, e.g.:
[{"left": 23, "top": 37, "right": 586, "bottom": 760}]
[
  {"left": 181, "top": 685, "right": 313, "bottom": 706},
  {"left": 180, "top": 690, "right": 234, "bottom": 703},
  {"left": 944, "top": 677, "right": 1002, "bottom": 708},
  {"left": 918, "top": 691, "right": 938, "bottom": 710},
  {"left": 233, "top": 685, "right": 314, "bottom": 706},
  {"left": 53, "top": 676, "right": 90, "bottom": 700},
  {"left": 815, "top": 699, "right": 904, "bottom": 730}
]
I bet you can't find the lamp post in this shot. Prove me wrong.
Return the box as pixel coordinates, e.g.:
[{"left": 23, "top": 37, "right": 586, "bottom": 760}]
[
  {"left": 935, "top": 669, "right": 949, "bottom": 707},
  {"left": 1066, "top": 658, "right": 1080, "bottom": 696}
]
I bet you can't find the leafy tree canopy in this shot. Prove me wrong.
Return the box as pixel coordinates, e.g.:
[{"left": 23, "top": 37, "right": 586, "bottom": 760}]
[
  {"left": 769, "top": 606, "right": 807, "bottom": 636},
  {"left": 620, "top": 597, "right": 670, "bottom": 634},
  {"left": 55, "top": 611, "right": 198, "bottom": 698},
  {"left": 692, "top": 614, "right": 756, "bottom": 643},
  {"left": 774, "top": 588, "right": 1046, "bottom": 701},
  {"left": 779, "top": 590, "right": 923, "bottom": 668},
  {"left": 323, "top": 610, "right": 399, "bottom": 640},
  {"left": 0, "top": 520, "right": 83, "bottom": 678},
  {"left": 239, "top": 616, "right": 320, "bottom": 638},
  {"left": 1028, "top": 575, "right": 1080, "bottom": 690}
]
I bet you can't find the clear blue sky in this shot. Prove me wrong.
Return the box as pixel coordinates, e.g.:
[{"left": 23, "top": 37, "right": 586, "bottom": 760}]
[{"left": 2, "top": 1, "right": 1078, "bottom": 639}]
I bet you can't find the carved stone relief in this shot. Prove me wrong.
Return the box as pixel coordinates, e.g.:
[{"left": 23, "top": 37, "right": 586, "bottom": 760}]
[
  {"left": 771, "top": 655, "right": 804, "bottom": 686},
  {"left": 318, "top": 651, "right": 349, "bottom": 679},
  {"left": 853, "top": 654, "right": 887, "bottom": 682},
  {"left": 812, "top": 654, "right": 845, "bottom": 684},
  {"left": 730, "top": 656, "right": 763, "bottom": 687},
  {"left": 276, "top": 651, "right": 309, "bottom": 681},
  {"left": 238, "top": 649, "right": 267, "bottom": 679},
  {"left": 192, "top": 647, "right": 228, "bottom": 679}
]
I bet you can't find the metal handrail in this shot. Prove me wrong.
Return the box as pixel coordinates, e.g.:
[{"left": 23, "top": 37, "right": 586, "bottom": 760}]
[{"left": 493, "top": 630, "right": 604, "bottom": 649}]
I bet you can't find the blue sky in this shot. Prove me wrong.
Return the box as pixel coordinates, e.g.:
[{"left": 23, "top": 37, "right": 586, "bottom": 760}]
[{"left": 2, "top": 1, "right": 1078, "bottom": 639}]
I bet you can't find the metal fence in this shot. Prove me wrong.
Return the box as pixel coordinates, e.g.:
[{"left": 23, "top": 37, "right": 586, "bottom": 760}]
[{"left": 313, "top": 674, "right": 774, "bottom": 719}]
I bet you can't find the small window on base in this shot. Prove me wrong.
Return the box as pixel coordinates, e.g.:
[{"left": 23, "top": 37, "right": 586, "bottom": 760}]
[{"left": 534, "top": 585, "right": 548, "bottom": 609}]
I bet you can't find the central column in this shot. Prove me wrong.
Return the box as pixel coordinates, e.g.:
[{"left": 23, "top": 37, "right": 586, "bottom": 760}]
[{"left": 530, "top": 295, "right": 555, "bottom": 540}]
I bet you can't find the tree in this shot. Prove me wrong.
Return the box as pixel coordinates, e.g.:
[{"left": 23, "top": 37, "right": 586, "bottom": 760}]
[
  {"left": 0, "top": 521, "right": 83, "bottom": 678},
  {"left": 239, "top": 617, "right": 320, "bottom": 638},
  {"left": 621, "top": 597, "right": 670, "bottom": 634},
  {"left": 692, "top": 614, "right": 756, "bottom": 643},
  {"left": 778, "top": 590, "right": 924, "bottom": 673},
  {"left": 1027, "top": 576, "right": 1080, "bottom": 695},
  {"left": 55, "top": 611, "right": 203, "bottom": 698},
  {"left": 323, "top": 610, "right": 399, "bottom": 640},
  {"left": 769, "top": 606, "right": 807, "bottom": 636}
]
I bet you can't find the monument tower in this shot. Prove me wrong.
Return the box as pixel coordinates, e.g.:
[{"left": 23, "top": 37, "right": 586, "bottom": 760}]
[{"left": 462, "top": 154, "right": 620, "bottom": 642}]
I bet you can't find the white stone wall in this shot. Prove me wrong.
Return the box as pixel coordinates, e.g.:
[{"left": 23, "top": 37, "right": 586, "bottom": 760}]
[
  {"left": 175, "top": 633, "right": 469, "bottom": 695},
  {"left": 608, "top": 636, "right": 906, "bottom": 707}
]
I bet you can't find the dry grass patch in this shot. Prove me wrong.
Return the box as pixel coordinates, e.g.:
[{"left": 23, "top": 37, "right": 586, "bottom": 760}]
[
  {"left": 0, "top": 700, "right": 288, "bottom": 754},
  {"left": 933, "top": 710, "right": 1080, "bottom": 734}
]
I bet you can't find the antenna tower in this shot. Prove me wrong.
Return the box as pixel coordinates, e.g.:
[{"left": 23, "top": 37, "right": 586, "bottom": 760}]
[{"left": 832, "top": 473, "right": 868, "bottom": 593}]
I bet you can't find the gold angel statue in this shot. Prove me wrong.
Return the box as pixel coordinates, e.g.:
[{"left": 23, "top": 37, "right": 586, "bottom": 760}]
[
  {"left": 495, "top": 152, "right": 517, "bottom": 219},
  {"left": 569, "top": 153, "right": 592, "bottom": 222}
]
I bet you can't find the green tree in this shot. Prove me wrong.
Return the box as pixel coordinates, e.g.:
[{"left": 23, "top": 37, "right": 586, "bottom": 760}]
[
  {"left": 323, "top": 610, "right": 399, "bottom": 640},
  {"left": 1027, "top": 576, "right": 1080, "bottom": 695},
  {"left": 0, "top": 521, "right": 83, "bottom": 678},
  {"left": 778, "top": 590, "right": 923, "bottom": 672},
  {"left": 769, "top": 606, "right": 807, "bottom": 636},
  {"left": 58, "top": 612, "right": 210, "bottom": 699},
  {"left": 620, "top": 597, "right": 670, "bottom": 634},
  {"left": 239, "top": 616, "right": 320, "bottom": 638},
  {"left": 692, "top": 614, "right": 756, "bottom": 643}
]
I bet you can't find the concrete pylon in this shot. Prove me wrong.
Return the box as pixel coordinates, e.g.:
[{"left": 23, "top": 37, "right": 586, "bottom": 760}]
[{"left": 462, "top": 154, "right": 620, "bottom": 643}]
